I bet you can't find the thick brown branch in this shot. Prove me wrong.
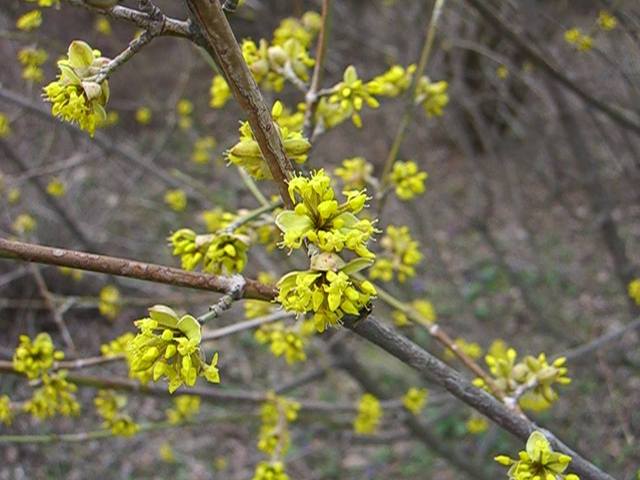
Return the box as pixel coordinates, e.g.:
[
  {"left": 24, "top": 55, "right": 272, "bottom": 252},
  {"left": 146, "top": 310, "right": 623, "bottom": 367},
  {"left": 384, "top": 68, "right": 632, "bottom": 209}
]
[
  {"left": 185, "top": 0, "right": 295, "bottom": 207},
  {"left": 0, "top": 238, "right": 276, "bottom": 301}
]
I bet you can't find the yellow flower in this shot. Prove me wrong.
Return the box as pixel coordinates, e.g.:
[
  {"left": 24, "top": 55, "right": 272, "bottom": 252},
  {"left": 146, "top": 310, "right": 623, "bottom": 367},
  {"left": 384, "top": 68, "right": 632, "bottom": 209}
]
[
  {"left": 334, "top": 157, "right": 373, "bottom": 190},
  {"left": 46, "top": 178, "right": 66, "bottom": 197},
  {"left": 12, "top": 213, "right": 37, "bottom": 235},
  {"left": 628, "top": 279, "right": 640, "bottom": 305},
  {"left": 258, "top": 394, "right": 299, "bottom": 455},
  {"left": 444, "top": 338, "right": 483, "bottom": 361},
  {"left": 466, "top": 413, "right": 488, "bottom": 434},
  {"left": 255, "top": 320, "right": 312, "bottom": 364},
  {"left": 159, "top": 442, "right": 176, "bottom": 463},
  {"left": 474, "top": 341, "right": 571, "bottom": 412},
  {"left": 203, "top": 233, "right": 249, "bottom": 275},
  {"left": 0, "top": 113, "right": 11, "bottom": 137},
  {"left": 227, "top": 101, "right": 311, "bottom": 179},
  {"left": 252, "top": 461, "right": 290, "bottom": 480},
  {"left": 0, "top": 396, "right": 13, "bottom": 426},
  {"left": 23, "top": 371, "right": 80, "bottom": 419},
  {"left": 8, "top": 187, "right": 21, "bottom": 203},
  {"left": 191, "top": 136, "right": 217, "bottom": 164},
  {"left": 389, "top": 160, "right": 428, "bottom": 200},
  {"left": 495, "top": 431, "right": 580, "bottom": 480},
  {"left": 99, "top": 285, "right": 121, "bottom": 320},
  {"left": 598, "top": 10, "right": 617, "bottom": 31},
  {"left": 166, "top": 394, "right": 201, "bottom": 424},
  {"left": 209, "top": 75, "right": 231, "bottom": 109},
  {"left": 164, "top": 189, "right": 188, "bottom": 212},
  {"left": 402, "top": 387, "right": 428, "bottom": 415},
  {"left": 277, "top": 260, "right": 377, "bottom": 332},
  {"left": 13, "top": 332, "right": 64, "bottom": 379},
  {"left": 412, "top": 299, "right": 436, "bottom": 325},
  {"left": 43, "top": 40, "right": 111, "bottom": 136},
  {"left": 176, "top": 98, "right": 193, "bottom": 130},
  {"left": 17, "top": 47, "right": 48, "bottom": 83},
  {"left": 100, "top": 332, "right": 134, "bottom": 357},
  {"left": 16, "top": 10, "right": 42, "bottom": 31},
  {"left": 128, "top": 305, "right": 220, "bottom": 393},
  {"left": 135, "top": 106, "right": 152, "bottom": 125},
  {"left": 415, "top": 77, "right": 449, "bottom": 117},
  {"left": 497, "top": 65, "right": 509, "bottom": 80},
  {"left": 353, "top": 393, "right": 382, "bottom": 435},
  {"left": 94, "top": 17, "right": 112, "bottom": 35},
  {"left": 276, "top": 169, "right": 376, "bottom": 258},
  {"left": 328, "top": 65, "right": 380, "bottom": 128},
  {"left": 564, "top": 28, "right": 593, "bottom": 52},
  {"left": 370, "top": 225, "right": 422, "bottom": 283},
  {"left": 367, "top": 64, "right": 416, "bottom": 97}
]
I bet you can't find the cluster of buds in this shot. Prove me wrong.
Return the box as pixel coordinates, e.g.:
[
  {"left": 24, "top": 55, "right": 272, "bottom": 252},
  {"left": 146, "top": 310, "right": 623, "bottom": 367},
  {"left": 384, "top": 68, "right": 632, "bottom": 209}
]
[
  {"left": 169, "top": 228, "right": 249, "bottom": 275},
  {"left": 402, "top": 387, "right": 428, "bottom": 416},
  {"left": 13, "top": 332, "right": 64, "bottom": 379},
  {"left": 227, "top": 101, "right": 311, "bottom": 180},
  {"left": 127, "top": 305, "right": 220, "bottom": 393},
  {"left": 415, "top": 77, "right": 449, "bottom": 117},
  {"left": 23, "top": 371, "right": 80, "bottom": 419},
  {"left": 17, "top": 47, "right": 48, "bottom": 83},
  {"left": 94, "top": 390, "right": 139, "bottom": 436},
  {"left": 353, "top": 393, "right": 382, "bottom": 434},
  {"left": 474, "top": 341, "right": 571, "bottom": 412},
  {"left": 165, "top": 395, "right": 201, "bottom": 424},
  {"left": 43, "top": 40, "right": 111, "bottom": 136},
  {"left": 370, "top": 225, "right": 423, "bottom": 283},
  {"left": 495, "top": 431, "right": 579, "bottom": 480},
  {"left": 255, "top": 320, "right": 315, "bottom": 364},
  {"left": 389, "top": 160, "right": 428, "bottom": 200}
]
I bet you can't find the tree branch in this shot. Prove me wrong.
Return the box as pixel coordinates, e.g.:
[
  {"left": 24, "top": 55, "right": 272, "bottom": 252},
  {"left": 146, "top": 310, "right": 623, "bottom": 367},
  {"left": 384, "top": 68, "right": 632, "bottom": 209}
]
[{"left": 0, "top": 237, "right": 276, "bottom": 301}]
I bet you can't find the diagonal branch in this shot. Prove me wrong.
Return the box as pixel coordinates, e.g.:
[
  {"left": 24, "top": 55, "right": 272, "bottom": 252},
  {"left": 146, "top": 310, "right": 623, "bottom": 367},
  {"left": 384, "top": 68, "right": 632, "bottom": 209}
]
[{"left": 185, "top": 0, "right": 295, "bottom": 207}]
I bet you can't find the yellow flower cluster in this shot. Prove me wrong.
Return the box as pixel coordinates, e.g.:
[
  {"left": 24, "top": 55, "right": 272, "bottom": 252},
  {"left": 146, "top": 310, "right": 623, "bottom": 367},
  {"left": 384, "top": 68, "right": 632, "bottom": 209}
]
[
  {"left": 564, "top": 28, "right": 593, "bottom": 52},
  {"left": 628, "top": 279, "right": 640, "bottom": 305},
  {"left": 252, "top": 462, "right": 290, "bottom": 480},
  {"left": 17, "top": 47, "right": 48, "bottom": 83},
  {"left": 353, "top": 393, "right": 382, "bottom": 435},
  {"left": 334, "top": 156, "right": 373, "bottom": 190},
  {"left": 0, "top": 395, "right": 13, "bottom": 426},
  {"left": 0, "top": 113, "right": 11, "bottom": 137},
  {"left": 99, "top": 285, "right": 121, "bottom": 320},
  {"left": 415, "top": 77, "right": 449, "bottom": 117},
  {"left": 16, "top": 10, "right": 42, "bottom": 31},
  {"left": 474, "top": 341, "right": 571, "bottom": 411},
  {"left": 13, "top": 332, "right": 64, "bottom": 379},
  {"left": 12, "top": 213, "right": 37, "bottom": 235},
  {"left": 258, "top": 394, "right": 300, "bottom": 456},
  {"left": 46, "top": 178, "right": 66, "bottom": 197},
  {"left": 43, "top": 40, "right": 111, "bottom": 136},
  {"left": 277, "top": 169, "right": 376, "bottom": 257},
  {"left": 100, "top": 332, "right": 134, "bottom": 357},
  {"left": 94, "top": 17, "right": 112, "bottom": 35},
  {"left": 392, "top": 299, "right": 437, "bottom": 327},
  {"left": 127, "top": 305, "right": 220, "bottom": 393},
  {"left": 278, "top": 266, "right": 377, "bottom": 332},
  {"left": 598, "top": 10, "right": 617, "bottom": 31},
  {"left": 495, "top": 431, "right": 579, "bottom": 480},
  {"left": 166, "top": 394, "right": 201, "bottom": 424},
  {"left": 164, "top": 189, "right": 188, "bottom": 212},
  {"left": 176, "top": 98, "right": 193, "bottom": 130},
  {"left": 444, "top": 337, "right": 483, "bottom": 361},
  {"left": 367, "top": 64, "right": 416, "bottom": 97},
  {"left": 402, "top": 387, "right": 428, "bottom": 415},
  {"left": 94, "top": 390, "right": 139, "bottom": 436},
  {"left": 200, "top": 207, "right": 235, "bottom": 233},
  {"left": 228, "top": 101, "right": 311, "bottom": 179},
  {"left": 466, "top": 413, "right": 489, "bottom": 434},
  {"left": 242, "top": 13, "right": 319, "bottom": 94},
  {"left": 389, "top": 160, "right": 428, "bottom": 200},
  {"left": 370, "top": 225, "right": 422, "bottom": 283},
  {"left": 209, "top": 75, "right": 232, "bottom": 109},
  {"left": 24, "top": 371, "right": 80, "bottom": 419},
  {"left": 255, "top": 320, "right": 315, "bottom": 364},
  {"left": 135, "top": 106, "right": 152, "bottom": 125},
  {"left": 169, "top": 228, "right": 249, "bottom": 275},
  {"left": 191, "top": 136, "right": 217, "bottom": 165},
  {"left": 328, "top": 65, "right": 380, "bottom": 128}
]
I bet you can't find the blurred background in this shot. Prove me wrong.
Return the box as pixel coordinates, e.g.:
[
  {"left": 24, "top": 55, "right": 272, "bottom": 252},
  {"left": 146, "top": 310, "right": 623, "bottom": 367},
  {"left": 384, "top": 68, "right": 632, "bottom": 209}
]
[{"left": 1, "top": 0, "right": 639, "bottom": 478}]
